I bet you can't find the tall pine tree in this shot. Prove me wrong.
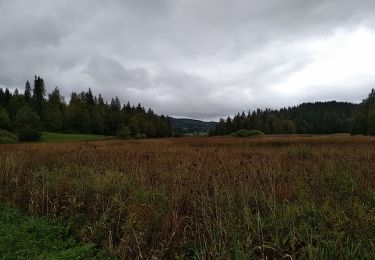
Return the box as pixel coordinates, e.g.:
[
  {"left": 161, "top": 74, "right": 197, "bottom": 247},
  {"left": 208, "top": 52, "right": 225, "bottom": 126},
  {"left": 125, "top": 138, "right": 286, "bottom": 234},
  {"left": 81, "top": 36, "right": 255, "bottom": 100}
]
[
  {"left": 24, "top": 80, "right": 31, "bottom": 103},
  {"left": 32, "top": 76, "right": 46, "bottom": 118}
]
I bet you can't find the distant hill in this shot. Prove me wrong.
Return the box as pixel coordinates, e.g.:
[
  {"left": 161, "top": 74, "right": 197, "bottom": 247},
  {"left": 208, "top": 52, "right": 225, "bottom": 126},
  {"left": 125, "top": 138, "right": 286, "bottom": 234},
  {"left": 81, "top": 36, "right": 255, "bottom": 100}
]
[{"left": 170, "top": 117, "right": 217, "bottom": 133}]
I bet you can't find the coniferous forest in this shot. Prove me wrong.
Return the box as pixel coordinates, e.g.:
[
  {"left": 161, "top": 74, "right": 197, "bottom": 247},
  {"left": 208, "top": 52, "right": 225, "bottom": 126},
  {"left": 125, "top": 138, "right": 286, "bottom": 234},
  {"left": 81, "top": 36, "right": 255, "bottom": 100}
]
[
  {"left": 1, "top": 76, "right": 374, "bottom": 142},
  {"left": 0, "top": 76, "right": 173, "bottom": 141},
  {"left": 212, "top": 102, "right": 358, "bottom": 136},
  {"left": 211, "top": 89, "right": 375, "bottom": 136}
]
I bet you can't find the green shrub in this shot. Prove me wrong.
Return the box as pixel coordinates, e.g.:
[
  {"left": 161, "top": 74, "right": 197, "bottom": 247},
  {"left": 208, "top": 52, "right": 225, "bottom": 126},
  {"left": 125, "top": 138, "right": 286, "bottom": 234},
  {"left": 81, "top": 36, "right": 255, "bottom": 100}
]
[
  {"left": 14, "top": 106, "right": 42, "bottom": 142},
  {"left": 0, "top": 108, "right": 12, "bottom": 131},
  {"left": 117, "top": 125, "right": 130, "bottom": 139},
  {"left": 0, "top": 129, "right": 18, "bottom": 144},
  {"left": 230, "top": 129, "right": 264, "bottom": 137},
  {"left": 135, "top": 133, "right": 147, "bottom": 139}
]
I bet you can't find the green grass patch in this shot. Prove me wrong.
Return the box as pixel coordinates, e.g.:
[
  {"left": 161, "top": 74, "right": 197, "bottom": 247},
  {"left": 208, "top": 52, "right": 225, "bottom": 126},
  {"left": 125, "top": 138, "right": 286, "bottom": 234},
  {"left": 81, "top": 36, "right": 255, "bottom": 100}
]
[
  {"left": 40, "top": 132, "right": 105, "bottom": 143},
  {"left": 0, "top": 129, "right": 18, "bottom": 144},
  {"left": 230, "top": 129, "right": 265, "bottom": 137},
  {"left": 0, "top": 205, "right": 111, "bottom": 259}
]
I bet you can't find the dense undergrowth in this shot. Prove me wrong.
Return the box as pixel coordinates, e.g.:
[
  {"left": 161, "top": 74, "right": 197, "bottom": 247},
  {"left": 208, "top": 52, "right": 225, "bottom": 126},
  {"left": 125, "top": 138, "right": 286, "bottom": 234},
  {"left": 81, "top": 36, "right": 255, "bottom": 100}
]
[
  {"left": 0, "top": 129, "right": 18, "bottom": 144},
  {"left": 0, "top": 136, "right": 374, "bottom": 258},
  {"left": 0, "top": 205, "right": 110, "bottom": 259}
]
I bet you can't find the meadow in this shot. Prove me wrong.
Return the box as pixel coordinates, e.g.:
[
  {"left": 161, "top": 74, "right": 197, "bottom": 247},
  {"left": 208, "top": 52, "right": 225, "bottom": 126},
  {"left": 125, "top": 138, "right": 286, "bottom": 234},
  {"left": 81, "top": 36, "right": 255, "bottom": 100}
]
[{"left": 0, "top": 135, "right": 374, "bottom": 259}]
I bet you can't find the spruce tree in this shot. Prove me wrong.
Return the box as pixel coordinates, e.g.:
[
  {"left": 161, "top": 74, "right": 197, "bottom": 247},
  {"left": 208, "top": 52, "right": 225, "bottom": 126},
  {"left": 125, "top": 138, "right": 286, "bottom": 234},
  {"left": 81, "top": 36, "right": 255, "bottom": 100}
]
[
  {"left": 0, "top": 89, "right": 4, "bottom": 108},
  {"left": 32, "top": 76, "right": 46, "bottom": 118},
  {"left": 24, "top": 80, "right": 31, "bottom": 103},
  {"left": 4, "top": 88, "right": 11, "bottom": 108}
]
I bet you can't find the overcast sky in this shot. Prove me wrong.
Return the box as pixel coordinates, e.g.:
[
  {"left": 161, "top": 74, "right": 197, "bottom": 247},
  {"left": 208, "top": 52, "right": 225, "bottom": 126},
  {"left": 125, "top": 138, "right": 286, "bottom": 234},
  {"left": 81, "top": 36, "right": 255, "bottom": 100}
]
[{"left": 1, "top": 0, "right": 375, "bottom": 120}]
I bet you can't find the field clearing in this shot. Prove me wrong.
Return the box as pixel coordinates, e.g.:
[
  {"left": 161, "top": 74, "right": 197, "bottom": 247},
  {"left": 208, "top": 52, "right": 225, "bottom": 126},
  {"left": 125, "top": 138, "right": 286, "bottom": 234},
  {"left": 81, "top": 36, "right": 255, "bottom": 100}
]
[{"left": 0, "top": 135, "right": 375, "bottom": 259}]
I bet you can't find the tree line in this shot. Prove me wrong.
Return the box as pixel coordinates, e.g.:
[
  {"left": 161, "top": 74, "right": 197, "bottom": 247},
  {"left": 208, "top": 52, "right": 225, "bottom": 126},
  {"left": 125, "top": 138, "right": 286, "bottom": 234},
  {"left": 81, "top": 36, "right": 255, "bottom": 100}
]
[
  {"left": 351, "top": 89, "right": 375, "bottom": 135},
  {"left": 0, "top": 76, "right": 173, "bottom": 141},
  {"left": 211, "top": 101, "right": 359, "bottom": 136},
  {"left": 1, "top": 76, "right": 374, "bottom": 141}
]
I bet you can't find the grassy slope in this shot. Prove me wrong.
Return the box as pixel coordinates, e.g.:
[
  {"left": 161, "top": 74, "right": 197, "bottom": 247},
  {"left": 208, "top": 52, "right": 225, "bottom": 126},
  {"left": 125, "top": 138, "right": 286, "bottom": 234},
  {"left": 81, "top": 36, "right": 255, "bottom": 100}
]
[
  {"left": 40, "top": 132, "right": 105, "bottom": 143},
  {"left": 0, "top": 205, "right": 110, "bottom": 259}
]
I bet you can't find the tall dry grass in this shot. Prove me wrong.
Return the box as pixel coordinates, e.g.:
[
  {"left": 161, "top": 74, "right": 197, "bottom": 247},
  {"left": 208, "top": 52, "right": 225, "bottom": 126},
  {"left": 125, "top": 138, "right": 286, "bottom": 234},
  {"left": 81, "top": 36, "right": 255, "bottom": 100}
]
[{"left": 1, "top": 135, "right": 375, "bottom": 258}]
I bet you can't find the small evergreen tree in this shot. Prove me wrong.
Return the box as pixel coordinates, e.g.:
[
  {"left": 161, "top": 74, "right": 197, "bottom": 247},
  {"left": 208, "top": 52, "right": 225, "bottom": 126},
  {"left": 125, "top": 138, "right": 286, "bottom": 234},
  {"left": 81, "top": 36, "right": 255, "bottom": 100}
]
[{"left": 14, "top": 106, "right": 42, "bottom": 141}]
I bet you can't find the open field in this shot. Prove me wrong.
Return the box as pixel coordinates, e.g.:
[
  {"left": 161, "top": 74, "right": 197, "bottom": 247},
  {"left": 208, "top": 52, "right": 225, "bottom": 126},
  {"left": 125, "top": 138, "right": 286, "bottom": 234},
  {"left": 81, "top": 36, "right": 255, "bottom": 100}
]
[
  {"left": 0, "top": 135, "right": 375, "bottom": 258},
  {"left": 40, "top": 132, "right": 106, "bottom": 143}
]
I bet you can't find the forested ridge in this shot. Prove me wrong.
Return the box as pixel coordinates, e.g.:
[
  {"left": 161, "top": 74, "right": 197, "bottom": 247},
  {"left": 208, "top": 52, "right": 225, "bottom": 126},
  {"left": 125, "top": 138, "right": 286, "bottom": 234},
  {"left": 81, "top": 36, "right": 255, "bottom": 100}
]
[
  {"left": 0, "top": 76, "right": 173, "bottom": 141},
  {"left": 212, "top": 101, "right": 359, "bottom": 136}
]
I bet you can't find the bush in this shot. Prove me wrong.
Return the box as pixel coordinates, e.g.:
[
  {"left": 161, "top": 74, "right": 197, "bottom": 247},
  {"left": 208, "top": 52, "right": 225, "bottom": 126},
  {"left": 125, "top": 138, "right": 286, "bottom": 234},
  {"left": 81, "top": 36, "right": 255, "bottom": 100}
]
[
  {"left": 0, "top": 129, "right": 18, "bottom": 144},
  {"left": 135, "top": 133, "right": 147, "bottom": 139},
  {"left": 14, "top": 106, "right": 42, "bottom": 142},
  {"left": 230, "top": 129, "right": 264, "bottom": 137},
  {"left": 117, "top": 125, "right": 130, "bottom": 139},
  {"left": 0, "top": 108, "right": 12, "bottom": 131}
]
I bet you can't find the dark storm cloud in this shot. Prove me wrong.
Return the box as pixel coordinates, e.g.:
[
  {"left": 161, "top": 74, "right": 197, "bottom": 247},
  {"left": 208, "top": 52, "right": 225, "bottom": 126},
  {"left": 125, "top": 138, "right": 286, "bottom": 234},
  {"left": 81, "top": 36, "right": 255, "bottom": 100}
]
[{"left": 1, "top": 0, "right": 375, "bottom": 119}]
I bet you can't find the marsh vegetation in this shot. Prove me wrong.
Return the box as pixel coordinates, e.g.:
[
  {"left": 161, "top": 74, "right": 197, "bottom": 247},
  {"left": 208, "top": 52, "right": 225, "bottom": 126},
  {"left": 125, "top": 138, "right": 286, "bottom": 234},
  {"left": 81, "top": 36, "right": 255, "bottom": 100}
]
[{"left": 0, "top": 135, "right": 374, "bottom": 258}]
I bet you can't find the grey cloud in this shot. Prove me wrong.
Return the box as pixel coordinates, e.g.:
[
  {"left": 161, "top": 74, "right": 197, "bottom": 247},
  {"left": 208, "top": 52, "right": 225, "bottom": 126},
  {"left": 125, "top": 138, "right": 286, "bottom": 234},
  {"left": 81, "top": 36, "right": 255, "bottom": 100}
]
[
  {"left": 1, "top": 0, "right": 375, "bottom": 119},
  {"left": 84, "top": 56, "right": 150, "bottom": 90},
  {"left": 83, "top": 55, "right": 223, "bottom": 118}
]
